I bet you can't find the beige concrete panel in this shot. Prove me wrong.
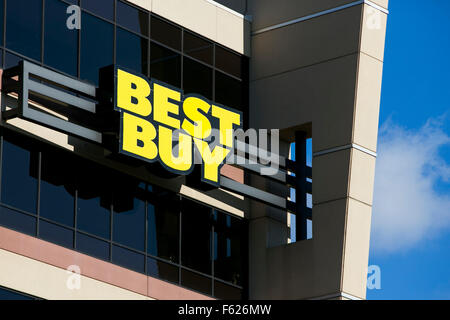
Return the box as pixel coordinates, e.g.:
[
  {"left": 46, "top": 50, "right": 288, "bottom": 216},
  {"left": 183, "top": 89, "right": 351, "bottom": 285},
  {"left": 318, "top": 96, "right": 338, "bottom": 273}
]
[
  {"left": 127, "top": 0, "right": 152, "bottom": 11},
  {"left": 250, "top": 5, "right": 362, "bottom": 81},
  {"left": 360, "top": 4, "right": 388, "bottom": 61},
  {"left": 312, "top": 54, "right": 359, "bottom": 152},
  {"left": 152, "top": 0, "right": 217, "bottom": 43},
  {"left": 369, "top": 0, "right": 389, "bottom": 9},
  {"left": 341, "top": 198, "right": 372, "bottom": 299},
  {"left": 250, "top": 54, "right": 358, "bottom": 137},
  {"left": 0, "top": 249, "right": 150, "bottom": 300},
  {"left": 217, "top": 8, "right": 248, "bottom": 55},
  {"left": 348, "top": 148, "right": 376, "bottom": 205},
  {"left": 247, "top": 0, "right": 357, "bottom": 31},
  {"left": 353, "top": 53, "right": 383, "bottom": 152},
  {"left": 312, "top": 149, "right": 351, "bottom": 205},
  {"left": 311, "top": 199, "right": 347, "bottom": 296},
  {"left": 264, "top": 239, "right": 314, "bottom": 299}
]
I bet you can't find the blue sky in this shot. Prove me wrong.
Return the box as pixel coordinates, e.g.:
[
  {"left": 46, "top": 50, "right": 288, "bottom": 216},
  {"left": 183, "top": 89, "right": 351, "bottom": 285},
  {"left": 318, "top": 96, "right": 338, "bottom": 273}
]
[{"left": 367, "top": 0, "right": 450, "bottom": 299}]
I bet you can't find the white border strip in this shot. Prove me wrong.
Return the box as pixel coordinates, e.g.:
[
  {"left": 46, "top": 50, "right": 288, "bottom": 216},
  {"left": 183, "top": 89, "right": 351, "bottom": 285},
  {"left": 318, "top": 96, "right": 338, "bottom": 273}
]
[
  {"left": 253, "top": 0, "right": 388, "bottom": 35},
  {"left": 310, "top": 291, "right": 363, "bottom": 300},
  {"left": 205, "top": 0, "right": 251, "bottom": 21},
  {"left": 313, "top": 143, "right": 377, "bottom": 158}
]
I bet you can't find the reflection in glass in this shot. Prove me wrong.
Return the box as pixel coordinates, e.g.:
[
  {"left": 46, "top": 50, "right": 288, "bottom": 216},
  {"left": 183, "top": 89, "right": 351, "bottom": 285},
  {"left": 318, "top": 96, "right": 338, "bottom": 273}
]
[
  {"left": 40, "top": 152, "right": 75, "bottom": 227},
  {"left": 215, "top": 46, "right": 242, "bottom": 79},
  {"left": 215, "top": 71, "right": 244, "bottom": 111},
  {"left": 44, "top": 0, "right": 78, "bottom": 76},
  {"left": 80, "top": 12, "right": 113, "bottom": 85},
  {"left": 1, "top": 139, "right": 38, "bottom": 214},
  {"left": 0, "top": 206, "right": 36, "bottom": 236},
  {"left": 117, "top": 1, "right": 149, "bottom": 36},
  {"left": 116, "top": 28, "right": 148, "bottom": 76},
  {"left": 147, "top": 189, "right": 179, "bottom": 263},
  {"left": 6, "top": 0, "right": 42, "bottom": 61},
  {"left": 183, "top": 57, "right": 213, "bottom": 100},
  {"left": 76, "top": 232, "right": 110, "bottom": 261},
  {"left": 184, "top": 31, "right": 213, "bottom": 65},
  {"left": 181, "top": 269, "right": 211, "bottom": 295},
  {"left": 151, "top": 16, "right": 181, "bottom": 50},
  {"left": 81, "top": 0, "right": 114, "bottom": 21},
  {"left": 147, "top": 257, "right": 179, "bottom": 284},
  {"left": 150, "top": 42, "right": 181, "bottom": 88},
  {"left": 112, "top": 245, "right": 145, "bottom": 273},
  {"left": 181, "top": 198, "right": 212, "bottom": 275},
  {"left": 39, "top": 220, "right": 74, "bottom": 249}
]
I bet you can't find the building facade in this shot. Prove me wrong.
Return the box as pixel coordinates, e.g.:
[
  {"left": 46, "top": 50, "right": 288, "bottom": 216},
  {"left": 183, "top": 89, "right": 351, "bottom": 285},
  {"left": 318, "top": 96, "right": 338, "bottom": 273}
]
[{"left": 0, "top": 0, "right": 388, "bottom": 300}]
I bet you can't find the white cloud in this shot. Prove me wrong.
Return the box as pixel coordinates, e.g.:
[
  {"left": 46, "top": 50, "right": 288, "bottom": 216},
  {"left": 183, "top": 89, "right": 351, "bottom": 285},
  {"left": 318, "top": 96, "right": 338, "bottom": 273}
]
[{"left": 371, "top": 118, "right": 450, "bottom": 253}]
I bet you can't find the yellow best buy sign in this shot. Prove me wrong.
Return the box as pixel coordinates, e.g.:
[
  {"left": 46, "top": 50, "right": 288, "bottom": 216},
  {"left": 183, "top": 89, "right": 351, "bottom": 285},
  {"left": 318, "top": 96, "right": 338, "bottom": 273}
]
[{"left": 114, "top": 68, "right": 242, "bottom": 186}]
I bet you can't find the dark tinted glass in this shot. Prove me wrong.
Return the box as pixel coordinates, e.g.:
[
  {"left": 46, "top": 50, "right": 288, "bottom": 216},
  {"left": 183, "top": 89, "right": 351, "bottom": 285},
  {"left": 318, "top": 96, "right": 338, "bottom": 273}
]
[
  {"left": 181, "top": 269, "right": 211, "bottom": 295},
  {"left": 0, "top": 0, "right": 4, "bottom": 46},
  {"left": 81, "top": 0, "right": 114, "bottom": 20},
  {"left": 0, "top": 206, "right": 36, "bottom": 236},
  {"left": 4, "top": 52, "right": 21, "bottom": 69},
  {"left": 215, "top": 46, "right": 242, "bottom": 78},
  {"left": 215, "top": 71, "right": 244, "bottom": 111},
  {"left": 117, "top": 0, "right": 148, "bottom": 36},
  {"left": 214, "top": 281, "right": 242, "bottom": 300},
  {"left": 39, "top": 220, "right": 74, "bottom": 249},
  {"left": 183, "top": 57, "right": 212, "bottom": 100},
  {"left": 116, "top": 27, "right": 148, "bottom": 76},
  {"left": 183, "top": 31, "right": 213, "bottom": 65},
  {"left": 76, "top": 232, "right": 110, "bottom": 260},
  {"left": 44, "top": 0, "right": 78, "bottom": 76},
  {"left": 113, "top": 183, "right": 146, "bottom": 252},
  {"left": 6, "top": 0, "right": 42, "bottom": 61},
  {"left": 1, "top": 139, "right": 38, "bottom": 214},
  {"left": 213, "top": 211, "right": 246, "bottom": 286},
  {"left": 181, "top": 198, "right": 212, "bottom": 275},
  {"left": 0, "top": 287, "right": 34, "bottom": 300},
  {"left": 150, "top": 42, "right": 181, "bottom": 88},
  {"left": 112, "top": 245, "right": 145, "bottom": 273},
  {"left": 147, "top": 189, "right": 179, "bottom": 263},
  {"left": 147, "top": 257, "right": 179, "bottom": 284},
  {"left": 80, "top": 12, "right": 113, "bottom": 85},
  {"left": 76, "top": 160, "right": 112, "bottom": 240},
  {"left": 40, "top": 152, "right": 75, "bottom": 227},
  {"left": 150, "top": 16, "right": 181, "bottom": 50}
]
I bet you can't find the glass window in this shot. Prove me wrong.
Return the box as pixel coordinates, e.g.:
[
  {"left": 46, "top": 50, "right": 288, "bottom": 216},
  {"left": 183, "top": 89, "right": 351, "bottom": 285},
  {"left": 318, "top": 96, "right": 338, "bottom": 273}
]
[
  {"left": 147, "top": 257, "right": 179, "bottom": 284},
  {"left": 181, "top": 198, "right": 212, "bottom": 275},
  {"left": 0, "top": 287, "right": 34, "bottom": 300},
  {"left": 150, "top": 16, "right": 181, "bottom": 51},
  {"left": 116, "top": 27, "right": 148, "bottom": 76},
  {"left": 147, "top": 188, "right": 179, "bottom": 263},
  {"left": 0, "top": 206, "right": 36, "bottom": 236},
  {"left": 150, "top": 42, "right": 181, "bottom": 88},
  {"left": 215, "top": 71, "right": 245, "bottom": 111},
  {"left": 4, "top": 52, "right": 21, "bottom": 69},
  {"left": 80, "top": 12, "right": 113, "bottom": 85},
  {"left": 112, "top": 245, "right": 145, "bottom": 273},
  {"left": 40, "top": 151, "right": 75, "bottom": 227},
  {"left": 183, "top": 31, "right": 213, "bottom": 65},
  {"left": 214, "top": 281, "right": 242, "bottom": 300},
  {"left": 117, "top": 0, "right": 148, "bottom": 36},
  {"left": 0, "top": 0, "right": 4, "bottom": 46},
  {"left": 1, "top": 138, "right": 38, "bottom": 214},
  {"left": 215, "top": 46, "right": 242, "bottom": 79},
  {"left": 213, "top": 211, "right": 246, "bottom": 286},
  {"left": 6, "top": 0, "right": 42, "bottom": 61},
  {"left": 81, "top": 0, "right": 114, "bottom": 21},
  {"left": 76, "top": 232, "right": 110, "bottom": 261},
  {"left": 76, "top": 160, "right": 112, "bottom": 240},
  {"left": 113, "top": 179, "right": 146, "bottom": 252},
  {"left": 44, "top": 0, "right": 78, "bottom": 76},
  {"left": 39, "top": 220, "right": 74, "bottom": 249},
  {"left": 183, "top": 57, "right": 213, "bottom": 100},
  {"left": 181, "top": 269, "right": 211, "bottom": 296}
]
